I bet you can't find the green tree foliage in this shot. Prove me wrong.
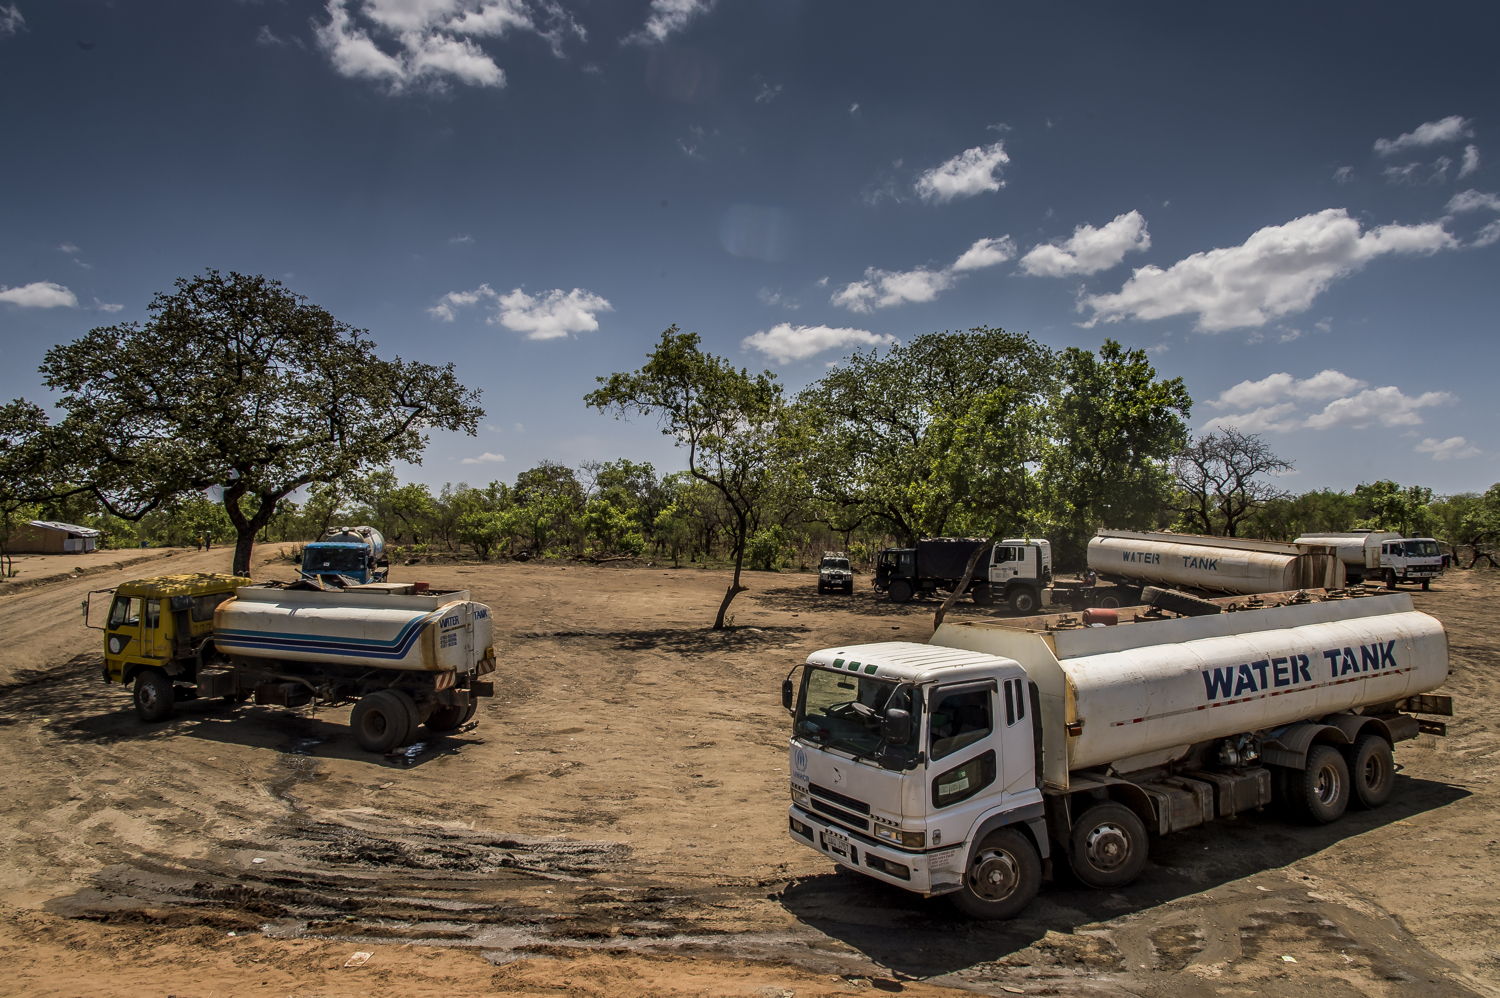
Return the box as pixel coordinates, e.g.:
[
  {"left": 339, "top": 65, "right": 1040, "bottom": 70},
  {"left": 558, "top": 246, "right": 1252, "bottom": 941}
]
[
  {"left": 35, "top": 271, "right": 483, "bottom": 575},
  {"left": 1038, "top": 341, "right": 1191, "bottom": 564},
  {"left": 1172, "top": 427, "right": 1293, "bottom": 536},
  {"left": 510, "top": 461, "right": 585, "bottom": 554},
  {"left": 795, "top": 328, "right": 1054, "bottom": 544},
  {"left": 587, "top": 327, "right": 787, "bottom": 629},
  {"left": 1352, "top": 480, "right": 1436, "bottom": 536},
  {"left": 1243, "top": 488, "right": 1360, "bottom": 540}
]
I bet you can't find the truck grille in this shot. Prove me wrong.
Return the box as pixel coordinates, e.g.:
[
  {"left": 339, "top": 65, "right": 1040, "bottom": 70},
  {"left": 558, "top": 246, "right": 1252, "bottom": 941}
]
[{"left": 809, "top": 783, "right": 870, "bottom": 831}]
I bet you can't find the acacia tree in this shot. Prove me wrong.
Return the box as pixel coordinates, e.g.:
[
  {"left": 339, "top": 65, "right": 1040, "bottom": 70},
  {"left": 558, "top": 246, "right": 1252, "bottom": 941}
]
[
  {"left": 38, "top": 270, "right": 483, "bottom": 575},
  {"left": 587, "top": 327, "right": 786, "bottom": 630},
  {"left": 796, "top": 328, "right": 1055, "bottom": 543},
  {"left": 1172, "top": 427, "right": 1293, "bottom": 536},
  {"left": 1037, "top": 341, "right": 1191, "bottom": 565}
]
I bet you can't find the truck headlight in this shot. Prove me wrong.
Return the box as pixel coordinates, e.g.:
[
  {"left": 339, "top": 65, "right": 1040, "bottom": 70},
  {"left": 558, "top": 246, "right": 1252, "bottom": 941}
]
[
  {"left": 790, "top": 784, "right": 810, "bottom": 808},
  {"left": 874, "top": 826, "right": 926, "bottom": 849}
]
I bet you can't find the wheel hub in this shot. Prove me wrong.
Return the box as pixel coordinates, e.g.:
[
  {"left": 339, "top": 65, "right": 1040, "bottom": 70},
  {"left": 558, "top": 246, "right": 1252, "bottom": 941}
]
[
  {"left": 1084, "top": 823, "right": 1129, "bottom": 870},
  {"left": 970, "top": 849, "right": 1019, "bottom": 900}
]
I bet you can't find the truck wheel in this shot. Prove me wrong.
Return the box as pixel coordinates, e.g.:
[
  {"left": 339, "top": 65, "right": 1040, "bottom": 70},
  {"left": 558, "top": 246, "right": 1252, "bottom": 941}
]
[
  {"left": 1293, "top": 744, "right": 1350, "bottom": 824},
  {"left": 1347, "top": 734, "right": 1395, "bottom": 809},
  {"left": 1421, "top": 579, "right": 1430, "bottom": 591},
  {"left": 889, "top": 580, "right": 914, "bottom": 604},
  {"left": 133, "top": 669, "right": 175, "bottom": 723},
  {"left": 1385, "top": 569, "right": 1398, "bottom": 590},
  {"left": 352, "top": 690, "right": 414, "bottom": 753},
  {"left": 951, "top": 828, "right": 1040, "bottom": 920},
  {"left": 971, "top": 583, "right": 994, "bottom": 606},
  {"left": 426, "top": 701, "right": 470, "bottom": 735},
  {"left": 1097, "top": 592, "right": 1122, "bottom": 609},
  {"left": 1008, "top": 587, "right": 1039, "bottom": 615},
  {"left": 844, "top": 581, "right": 853, "bottom": 594},
  {"left": 1068, "top": 802, "right": 1148, "bottom": 889}
]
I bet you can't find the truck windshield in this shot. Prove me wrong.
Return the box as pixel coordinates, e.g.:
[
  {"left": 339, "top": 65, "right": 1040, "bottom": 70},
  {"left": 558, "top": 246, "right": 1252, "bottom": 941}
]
[
  {"left": 1403, "top": 540, "right": 1440, "bottom": 557},
  {"left": 794, "top": 667, "right": 918, "bottom": 770},
  {"left": 822, "top": 558, "right": 850, "bottom": 571},
  {"left": 304, "top": 547, "right": 366, "bottom": 573}
]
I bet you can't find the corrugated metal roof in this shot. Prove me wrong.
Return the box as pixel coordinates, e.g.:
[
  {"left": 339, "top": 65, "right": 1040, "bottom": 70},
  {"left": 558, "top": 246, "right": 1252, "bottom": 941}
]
[{"left": 27, "top": 520, "right": 101, "bottom": 537}]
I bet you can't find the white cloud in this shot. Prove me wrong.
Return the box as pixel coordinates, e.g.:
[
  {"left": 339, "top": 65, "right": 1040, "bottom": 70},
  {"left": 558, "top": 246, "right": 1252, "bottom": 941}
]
[
  {"left": 741, "top": 323, "right": 896, "bottom": 364},
  {"left": 94, "top": 300, "right": 124, "bottom": 313},
  {"left": 1019, "top": 210, "right": 1150, "bottom": 277},
  {"left": 848, "top": 102, "right": 860, "bottom": 115},
  {"left": 832, "top": 266, "right": 953, "bottom": 313},
  {"left": 1333, "top": 165, "right": 1354, "bottom": 184},
  {"left": 58, "top": 242, "right": 80, "bottom": 255},
  {"left": 757, "top": 287, "right": 797, "bottom": 309},
  {"left": 1082, "top": 209, "right": 1457, "bottom": 332},
  {"left": 949, "top": 235, "right": 1016, "bottom": 273},
  {"left": 754, "top": 81, "right": 782, "bottom": 104},
  {"left": 495, "top": 287, "right": 612, "bottom": 339},
  {"left": 1211, "top": 369, "right": 1368, "bottom": 410},
  {"left": 1304, "top": 386, "right": 1453, "bottom": 429},
  {"left": 0, "top": 5, "right": 23, "bottom": 37},
  {"left": 448, "top": 233, "right": 474, "bottom": 244},
  {"left": 1475, "top": 220, "right": 1500, "bottom": 248},
  {"left": 1382, "top": 158, "right": 1452, "bottom": 186},
  {"left": 461, "top": 451, "right": 507, "bottom": 465},
  {"left": 914, "top": 141, "right": 1009, "bottom": 203},
  {"left": 1447, "top": 189, "right": 1500, "bottom": 214},
  {"left": 628, "top": 0, "right": 714, "bottom": 43},
  {"left": 1202, "top": 403, "right": 1302, "bottom": 434},
  {"left": 1374, "top": 115, "right": 1473, "bottom": 156},
  {"left": 1459, "top": 144, "right": 1481, "bottom": 178},
  {"left": 428, "top": 282, "right": 496, "bottom": 321},
  {"left": 0, "top": 281, "right": 77, "bottom": 308},
  {"left": 314, "top": 0, "right": 581, "bottom": 93},
  {"left": 1416, "top": 436, "right": 1481, "bottom": 461}
]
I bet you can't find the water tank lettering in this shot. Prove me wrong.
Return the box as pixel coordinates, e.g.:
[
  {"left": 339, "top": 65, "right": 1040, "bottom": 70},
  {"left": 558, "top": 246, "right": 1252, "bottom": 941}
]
[
  {"left": 1201, "top": 653, "right": 1312, "bottom": 699},
  {"left": 1181, "top": 556, "right": 1219, "bottom": 571},
  {"left": 1122, "top": 550, "right": 1160, "bottom": 564},
  {"left": 1324, "top": 640, "right": 1398, "bottom": 677}
]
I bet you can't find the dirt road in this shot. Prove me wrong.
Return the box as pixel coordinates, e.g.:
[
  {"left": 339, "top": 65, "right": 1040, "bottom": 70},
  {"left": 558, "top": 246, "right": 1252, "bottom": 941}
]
[{"left": 0, "top": 552, "right": 1495, "bottom": 997}]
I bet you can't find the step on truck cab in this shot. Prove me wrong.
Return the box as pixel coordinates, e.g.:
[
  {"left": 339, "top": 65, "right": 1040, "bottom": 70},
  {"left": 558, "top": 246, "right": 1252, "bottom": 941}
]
[{"left": 783, "top": 590, "right": 1450, "bottom": 918}]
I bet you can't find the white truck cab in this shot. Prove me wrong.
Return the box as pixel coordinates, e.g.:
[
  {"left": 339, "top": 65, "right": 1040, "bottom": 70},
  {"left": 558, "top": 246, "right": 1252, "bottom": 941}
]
[{"left": 785, "top": 642, "right": 1048, "bottom": 915}]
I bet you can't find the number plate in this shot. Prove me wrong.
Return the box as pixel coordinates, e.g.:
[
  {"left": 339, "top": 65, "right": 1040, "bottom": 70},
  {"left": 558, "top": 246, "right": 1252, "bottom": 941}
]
[{"left": 823, "top": 829, "right": 851, "bottom": 858}]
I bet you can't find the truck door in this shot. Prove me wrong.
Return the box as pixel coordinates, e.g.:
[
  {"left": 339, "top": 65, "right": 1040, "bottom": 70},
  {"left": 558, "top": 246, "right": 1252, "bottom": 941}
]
[
  {"left": 104, "top": 595, "right": 145, "bottom": 680},
  {"left": 988, "top": 545, "right": 1013, "bottom": 585},
  {"left": 926, "top": 681, "right": 1001, "bottom": 844}
]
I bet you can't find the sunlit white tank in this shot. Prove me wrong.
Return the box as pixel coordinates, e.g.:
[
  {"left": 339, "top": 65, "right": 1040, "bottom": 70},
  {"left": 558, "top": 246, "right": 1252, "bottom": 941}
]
[
  {"left": 213, "top": 583, "right": 494, "bottom": 673},
  {"left": 1088, "top": 529, "right": 1344, "bottom": 595},
  {"left": 933, "top": 592, "right": 1446, "bottom": 787}
]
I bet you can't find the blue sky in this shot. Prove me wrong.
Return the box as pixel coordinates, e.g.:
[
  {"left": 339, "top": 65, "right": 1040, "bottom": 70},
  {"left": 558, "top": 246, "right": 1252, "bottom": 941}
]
[{"left": 3, "top": 1, "right": 1497, "bottom": 497}]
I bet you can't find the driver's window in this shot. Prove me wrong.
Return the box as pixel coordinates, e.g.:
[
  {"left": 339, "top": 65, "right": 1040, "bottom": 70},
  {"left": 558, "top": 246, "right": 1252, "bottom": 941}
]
[
  {"left": 929, "top": 687, "right": 993, "bottom": 760},
  {"left": 108, "top": 596, "right": 142, "bottom": 629},
  {"left": 993, "top": 546, "right": 1012, "bottom": 563}
]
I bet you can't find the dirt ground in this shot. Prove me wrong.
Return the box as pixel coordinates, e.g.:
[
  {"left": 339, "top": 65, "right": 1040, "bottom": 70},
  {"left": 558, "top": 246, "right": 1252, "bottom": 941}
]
[{"left": 0, "top": 547, "right": 1496, "bottom": 997}]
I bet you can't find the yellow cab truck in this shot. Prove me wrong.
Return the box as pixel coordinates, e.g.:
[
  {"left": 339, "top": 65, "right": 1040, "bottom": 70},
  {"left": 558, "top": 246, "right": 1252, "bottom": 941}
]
[{"left": 88, "top": 573, "right": 497, "bottom": 752}]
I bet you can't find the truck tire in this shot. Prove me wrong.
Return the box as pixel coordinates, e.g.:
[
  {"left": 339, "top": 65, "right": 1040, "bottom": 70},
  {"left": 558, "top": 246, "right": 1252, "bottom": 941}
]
[
  {"left": 844, "top": 580, "right": 854, "bottom": 594},
  {"left": 1385, "top": 569, "right": 1398, "bottom": 590},
  {"left": 889, "top": 579, "right": 914, "bottom": 604},
  {"left": 970, "top": 583, "right": 994, "bottom": 606},
  {"left": 352, "top": 690, "right": 415, "bottom": 753},
  {"left": 951, "top": 828, "right": 1040, "bottom": 920},
  {"left": 1421, "top": 579, "right": 1430, "bottom": 591},
  {"left": 1008, "top": 586, "right": 1039, "bottom": 615},
  {"left": 1292, "top": 744, "right": 1350, "bottom": 824},
  {"left": 1096, "top": 591, "right": 1123, "bottom": 609},
  {"left": 1347, "top": 734, "right": 1395, "bottom": 809},
  {"left": 1067, "top": 802, "right": 1148, "bottom": 889},
  {"left": 133, "top": 669, "right": 175, "bottom": 723},
  {"left": 426, "top": 698, "right": 475, "bottom": 735}
]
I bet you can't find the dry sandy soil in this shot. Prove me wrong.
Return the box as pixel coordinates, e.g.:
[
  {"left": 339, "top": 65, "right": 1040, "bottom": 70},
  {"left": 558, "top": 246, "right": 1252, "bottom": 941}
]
[{"left": 0, "top": 546, "right": 1496, "bottom": 997}]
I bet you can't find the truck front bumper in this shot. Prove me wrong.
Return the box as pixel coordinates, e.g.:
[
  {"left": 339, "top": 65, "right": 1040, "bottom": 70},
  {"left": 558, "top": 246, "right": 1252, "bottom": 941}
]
[{"left": 788, "top": 805, "right": 964, "bottom": 897}]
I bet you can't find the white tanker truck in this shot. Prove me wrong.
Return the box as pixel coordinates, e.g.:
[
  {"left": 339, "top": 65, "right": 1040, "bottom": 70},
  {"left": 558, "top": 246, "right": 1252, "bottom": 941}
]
[
  {"left": 1078, "top": 528, "right": 1346, "bottom": 603},
  {"left": 783, "top": 590, "right": 1451, "bottom": 918},
  {"left": 90, "top": 574, "right": 496, "bottom": 752},
  {"left": 1293, "top": 530, "right": 1444, "bottom": 590}
]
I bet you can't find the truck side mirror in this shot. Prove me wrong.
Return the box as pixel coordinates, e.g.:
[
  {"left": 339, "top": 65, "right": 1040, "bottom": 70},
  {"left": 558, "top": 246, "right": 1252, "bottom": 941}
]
[
  {"left": 883, "top": 708, "right": 911, "bottom": 743},
  {"left": 781, "top": 679, "right": 794, "bottom": 711}
]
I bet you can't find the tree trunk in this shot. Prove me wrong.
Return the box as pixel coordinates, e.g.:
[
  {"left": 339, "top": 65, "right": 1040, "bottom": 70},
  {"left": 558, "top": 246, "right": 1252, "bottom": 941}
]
[
  {"left": 231, "top": 527, "right": 256, "bottom": 577},
  {"left": 933, "top": 534, "right": 998, "bottom": 631},
  {"left": 713, "top": 513, "right": 750, "bottom": 630}
]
